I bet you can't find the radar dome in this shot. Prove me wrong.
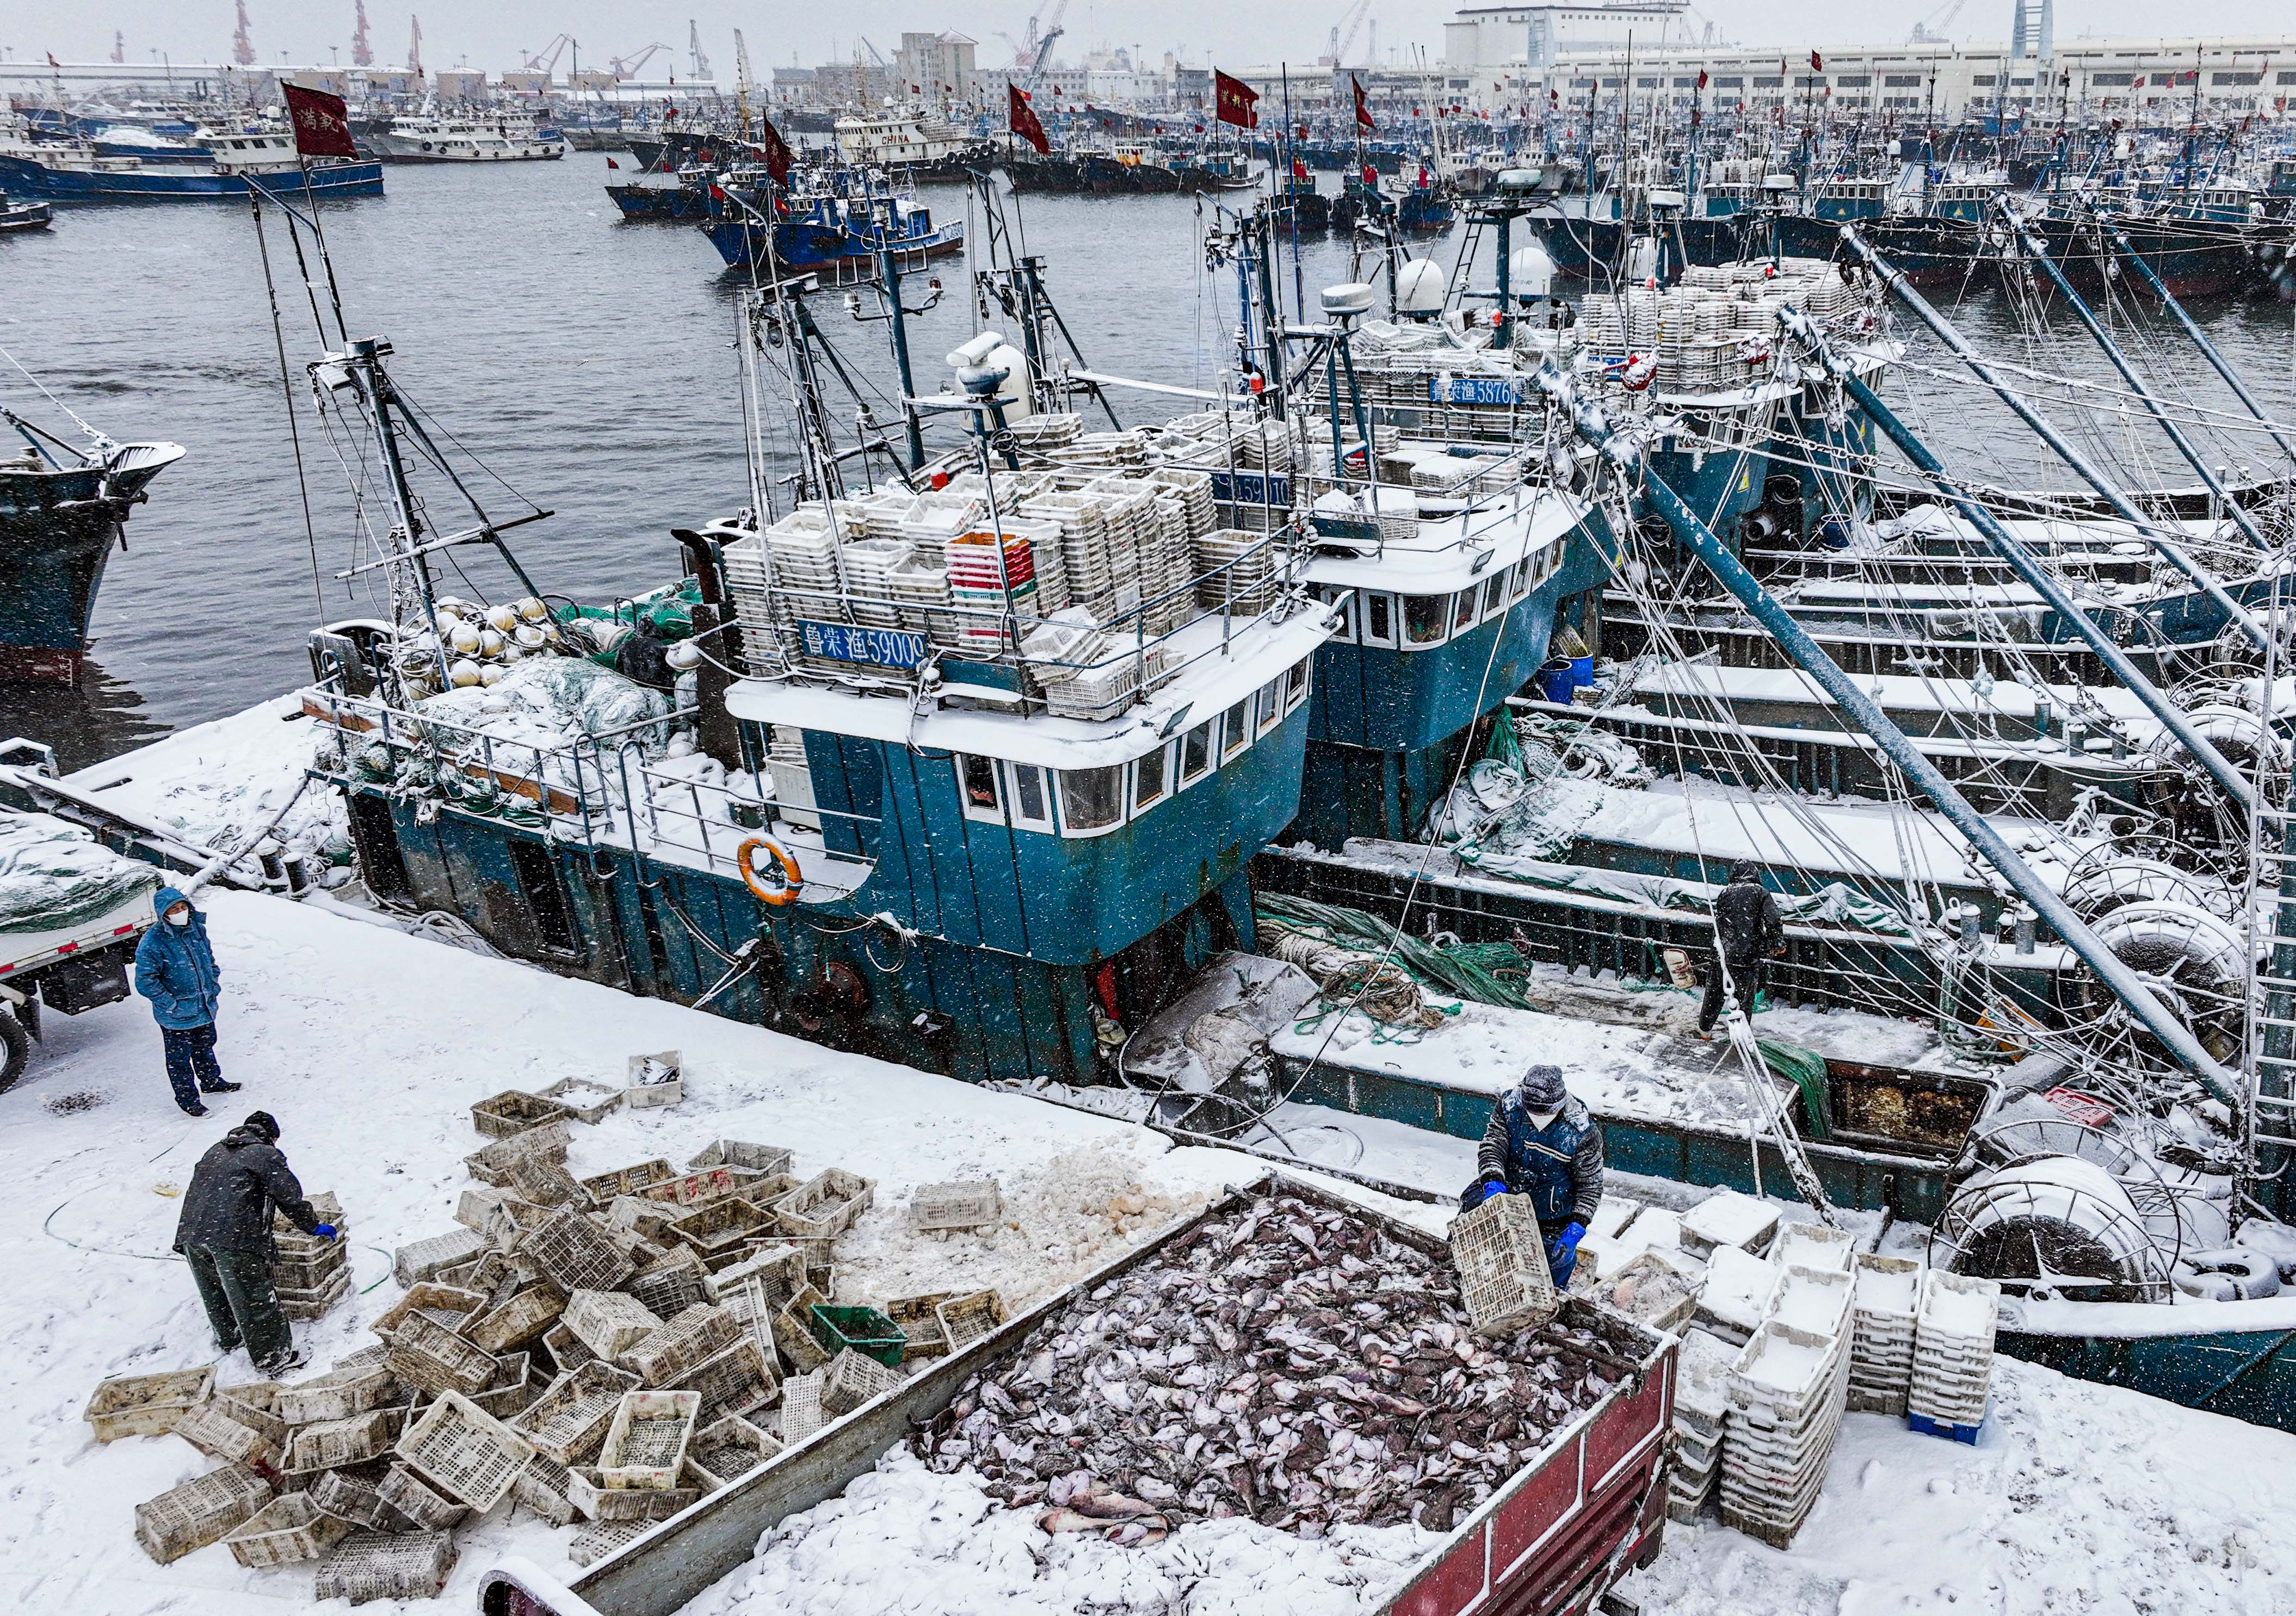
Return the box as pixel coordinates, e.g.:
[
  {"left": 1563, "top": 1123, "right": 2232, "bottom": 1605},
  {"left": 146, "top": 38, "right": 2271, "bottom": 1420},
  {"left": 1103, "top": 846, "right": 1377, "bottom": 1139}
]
[
  {"left": 1393, "top": 259, "right": 1445, "bottom": 317},
  {"left": 1507, "top": 244, "right": 1558, "bottom": 299}
]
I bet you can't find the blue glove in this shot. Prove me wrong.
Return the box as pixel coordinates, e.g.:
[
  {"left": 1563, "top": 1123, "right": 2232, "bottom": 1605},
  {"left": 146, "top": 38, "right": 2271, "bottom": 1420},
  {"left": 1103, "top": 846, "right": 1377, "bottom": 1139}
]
[
  {"left": 1480, "top": 1180, "right": 1509, "bottom": 1201},
  {"left": 1547, "top": 1221, "right": 1585, "bottom": 1288},
  {"left": 311, "top": 1224, "right": 338, "bottom": 1241}
]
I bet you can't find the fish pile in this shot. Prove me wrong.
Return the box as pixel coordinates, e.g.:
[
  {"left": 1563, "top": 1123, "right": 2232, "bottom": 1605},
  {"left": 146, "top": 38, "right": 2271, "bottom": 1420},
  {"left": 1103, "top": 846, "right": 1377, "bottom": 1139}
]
[{"left": 915, "top": 1191, "right": 1648, "bottom": 1541}]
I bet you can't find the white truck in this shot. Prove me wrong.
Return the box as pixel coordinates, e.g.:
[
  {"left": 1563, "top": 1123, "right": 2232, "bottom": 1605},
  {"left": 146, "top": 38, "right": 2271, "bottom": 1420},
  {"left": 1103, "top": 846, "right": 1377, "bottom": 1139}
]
[{"left": 0, "top": 886, "right": 154, "bottom": 1090}]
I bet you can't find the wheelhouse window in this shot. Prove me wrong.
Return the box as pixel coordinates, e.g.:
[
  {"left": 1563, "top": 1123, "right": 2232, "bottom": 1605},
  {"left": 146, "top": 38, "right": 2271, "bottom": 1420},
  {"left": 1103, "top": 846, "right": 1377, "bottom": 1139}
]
[
  {"left": 958, "top": 754, "right": 1002, "bottom": 822},
  {"left": 1255, "top": 678, "right": 1283, "bottom": 735},
  {"left": 1480, "top": 574, "right": 1507, "bottom": 620},
  {"left": 1452, "top": 588, "right": 1479, "bottom": 633},
  {"left": 1132, "top": 744, "right": 1170, "bottom": 813},
  {"left": 1510, "top": 557, "right": 1533, "bottom": 599},
  {"left": 1404, "top": 593, "right": 1447, "bottom": 646},
  {"left": 1221, "top": 699, "right": 1252, "bottom": 759},
  {"left": 1008, "top": 763, "right": 1053, "bottom": 830},
  {"left": 1059, "top": 766, "right": 1125, "bottom": 836},
  {"left": 1284, "top": 658, "right": 1310, "bottom": 711},
  {"left": 1362, "top": 592, "right": 1397, "bottom": 646},
  {"left": 1180, "top": 719, "right": 1214, "bottom": 786}
]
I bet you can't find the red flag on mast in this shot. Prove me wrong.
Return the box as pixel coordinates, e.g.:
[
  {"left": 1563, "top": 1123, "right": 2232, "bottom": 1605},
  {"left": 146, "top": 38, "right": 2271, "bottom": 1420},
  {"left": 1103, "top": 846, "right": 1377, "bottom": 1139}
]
[
  {"left": 282, "top": 83, "right": 358, "bottom": 159},
  {"left": 1214, "top": 70, "right": 1259, "bottom": 129},
  {"left": 1353, "top": 75, "right": 1376, "bottom": 130},
  {"left": 1009, "top": 84, "right": 1051, "bottom": 153},
  {"left": 1810, "top": 50, "right": 1824, "bottom": 71},
  {"left": 757, "top": 116, "right": 794, "bottom": 183}
]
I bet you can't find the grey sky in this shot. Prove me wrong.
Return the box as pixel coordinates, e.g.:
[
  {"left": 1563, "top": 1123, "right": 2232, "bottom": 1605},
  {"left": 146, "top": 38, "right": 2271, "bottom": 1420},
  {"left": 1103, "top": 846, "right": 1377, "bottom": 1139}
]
[{"left": 4, "top": 1, "right": 2288, "bottom": 79}]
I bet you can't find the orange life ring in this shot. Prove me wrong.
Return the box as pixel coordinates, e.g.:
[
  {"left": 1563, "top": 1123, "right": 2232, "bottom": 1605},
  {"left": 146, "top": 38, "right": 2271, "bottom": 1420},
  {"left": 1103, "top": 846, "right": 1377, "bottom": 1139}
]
[{"left": 737, "top": 835, "right": 803, "bottom": 905}]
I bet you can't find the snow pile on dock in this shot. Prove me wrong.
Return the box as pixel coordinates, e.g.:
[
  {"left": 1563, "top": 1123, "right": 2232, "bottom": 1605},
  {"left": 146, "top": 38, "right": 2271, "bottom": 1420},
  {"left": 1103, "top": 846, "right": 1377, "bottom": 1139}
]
[{"left": 720, "top": 1447, "right": 1442, "bottom": 1616}]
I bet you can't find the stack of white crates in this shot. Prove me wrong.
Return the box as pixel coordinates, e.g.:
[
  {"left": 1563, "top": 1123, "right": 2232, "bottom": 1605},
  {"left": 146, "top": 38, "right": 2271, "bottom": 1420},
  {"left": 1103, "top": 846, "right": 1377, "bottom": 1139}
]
[
  {"left": 1666, "top": 1328, "right": 1738, "bottom": 1523},
  {"left": 1908, "top": 1270, "right": 2001, "bottom": 1441},
  {"left": 1847, "top": 1255, "right": 1923, "bottom": 1416},
  {"left": 1718, "top": 1263, "right": 1853, "bottom": 1549},
  {"left": 1692, "top": 1245, "right": 1780, "bottom": 1346}
]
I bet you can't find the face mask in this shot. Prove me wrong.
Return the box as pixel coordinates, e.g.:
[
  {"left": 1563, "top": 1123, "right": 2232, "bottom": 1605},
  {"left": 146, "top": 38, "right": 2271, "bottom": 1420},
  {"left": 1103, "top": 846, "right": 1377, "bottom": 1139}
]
[{"left": 167, "top": 909, "right": 191, "bottom": 926}]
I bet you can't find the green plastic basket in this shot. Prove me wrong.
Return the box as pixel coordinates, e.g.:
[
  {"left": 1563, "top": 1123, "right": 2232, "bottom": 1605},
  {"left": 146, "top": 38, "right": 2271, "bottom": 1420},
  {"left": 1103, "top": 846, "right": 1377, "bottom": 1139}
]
[{"left": 805, "top": 1305, "right": 905, "bottom": 1368}]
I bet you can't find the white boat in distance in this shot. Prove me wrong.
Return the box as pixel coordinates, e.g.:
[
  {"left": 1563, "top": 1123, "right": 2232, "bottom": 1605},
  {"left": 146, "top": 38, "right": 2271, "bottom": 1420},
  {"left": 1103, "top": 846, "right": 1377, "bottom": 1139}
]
[{"left": 367, "top": 112, "right": 567, "bottom": 163}]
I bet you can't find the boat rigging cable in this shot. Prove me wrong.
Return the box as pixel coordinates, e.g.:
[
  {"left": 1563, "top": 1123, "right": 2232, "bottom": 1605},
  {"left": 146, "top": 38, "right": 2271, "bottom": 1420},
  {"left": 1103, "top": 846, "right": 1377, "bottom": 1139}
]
[{"left": 246, "top": 190, "right": 330, "bottom": 620}]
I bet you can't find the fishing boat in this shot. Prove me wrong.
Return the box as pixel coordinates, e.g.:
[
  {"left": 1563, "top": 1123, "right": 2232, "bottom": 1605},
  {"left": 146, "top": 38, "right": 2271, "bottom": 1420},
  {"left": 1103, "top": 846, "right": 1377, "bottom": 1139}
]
[
  {"left": 0, "top": 124, "right": 383, "bottom": 201},
  {"left": 700, "top": 173, "right": 962, "bottom": 277},
  {"left": 0, "top": 404, "right": 183, "bottom": 684},
  {"left": 366, "top": 110, "right": 566, "bottom": 163},
  {"left": 0, "top": 190, "right": 50, "bottom": 232},
  {"left": 831, "top": 110, "right": 993, "bottom": 180}
]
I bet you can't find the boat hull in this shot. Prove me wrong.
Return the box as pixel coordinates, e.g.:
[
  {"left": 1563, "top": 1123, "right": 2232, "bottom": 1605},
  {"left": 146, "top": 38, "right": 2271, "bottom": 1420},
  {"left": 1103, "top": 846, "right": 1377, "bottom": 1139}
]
[
  {"left": 1999, "top": 1322, "right": 2296, "bottom": 1432},
  {"left": 0, "top": 153, "right": 384, "bottom": 201},
  {"left": 0, "top": 450, "right": 176, "bottom": 685},
  {"left": 367, "top": 133, "right": 566, "bottom": 163},
  {"left": 701, "top": 214, "right": 965, "bottom": 274}
]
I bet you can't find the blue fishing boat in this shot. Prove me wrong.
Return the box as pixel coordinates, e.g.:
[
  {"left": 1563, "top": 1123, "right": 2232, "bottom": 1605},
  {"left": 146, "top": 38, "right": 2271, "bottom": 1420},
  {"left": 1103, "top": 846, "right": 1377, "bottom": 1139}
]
[
  {"left": 700, "top": 175, "right": 962, "bottom": 275},
  {"left": 0, "top": 125, "right": 382, "bottom": 201},
  {"left": 0, "top": 408, "right": 183, "bottom": 684}
]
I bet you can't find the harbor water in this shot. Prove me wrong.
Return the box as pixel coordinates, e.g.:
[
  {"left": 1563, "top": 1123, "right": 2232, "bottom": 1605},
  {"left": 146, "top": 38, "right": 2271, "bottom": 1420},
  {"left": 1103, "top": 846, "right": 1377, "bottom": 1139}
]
[{"left": 2, "top": 154, "right": 2292, "bottom": 766}]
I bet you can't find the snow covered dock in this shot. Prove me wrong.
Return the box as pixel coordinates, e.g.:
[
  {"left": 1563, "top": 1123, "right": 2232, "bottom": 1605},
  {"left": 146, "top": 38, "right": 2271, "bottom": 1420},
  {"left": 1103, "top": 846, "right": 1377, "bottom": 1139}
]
[{"left": 2, "top": 886, "right": 2291, "bottom": 1613}]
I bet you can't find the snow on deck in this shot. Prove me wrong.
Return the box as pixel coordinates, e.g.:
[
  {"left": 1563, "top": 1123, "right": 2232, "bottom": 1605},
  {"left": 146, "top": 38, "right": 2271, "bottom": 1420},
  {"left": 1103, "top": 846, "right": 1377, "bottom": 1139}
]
[
  {"left": 55, "top": 692, "right": 345, "bottom": 867},
  {"left": 1576, "top": 778, "right": 2072, "bottom": 892}
]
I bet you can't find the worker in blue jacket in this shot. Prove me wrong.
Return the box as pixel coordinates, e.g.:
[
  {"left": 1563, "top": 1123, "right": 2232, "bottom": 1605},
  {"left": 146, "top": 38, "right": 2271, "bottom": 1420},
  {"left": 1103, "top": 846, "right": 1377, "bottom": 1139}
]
[
  {"left": 133, "top": 885, "right": 242, "bottom": 1117},
  {"left": 1461, "top": 1063, "right": 1606, "bottom": 1288}
]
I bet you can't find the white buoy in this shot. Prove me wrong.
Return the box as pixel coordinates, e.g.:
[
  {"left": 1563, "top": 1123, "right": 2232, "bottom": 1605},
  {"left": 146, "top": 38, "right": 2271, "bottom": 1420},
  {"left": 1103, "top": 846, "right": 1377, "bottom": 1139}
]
[
  {"left": 484, "top": 603, "right": 518, "bottom": 633},
  {"left": 516, "top": 596, "right": 548, "bottom": 623},
  {"left": 449, "top": 622, "right": 482, "bottom": 655},
  {"left": 515, "top": 624, "right": 548, "bottom": 650},
  {"left": 478, "top": 663, "right": 505, "bottom": 686},
  {"left": 478, "top": 628, "right": 505, "bottom": 656},
  {"left": 448, "top": 657, "right": 483, "bottom": 687}
]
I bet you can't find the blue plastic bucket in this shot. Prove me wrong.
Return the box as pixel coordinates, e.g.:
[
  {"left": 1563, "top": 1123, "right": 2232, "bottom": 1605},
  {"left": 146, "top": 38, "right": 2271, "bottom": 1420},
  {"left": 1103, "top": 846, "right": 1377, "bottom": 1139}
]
[
  {"left": 1567, "top": 655, "right": 1595, "bottom": 688},
  {"left": 1535, "top": 659, "right": 1576, "bottom": 704}
]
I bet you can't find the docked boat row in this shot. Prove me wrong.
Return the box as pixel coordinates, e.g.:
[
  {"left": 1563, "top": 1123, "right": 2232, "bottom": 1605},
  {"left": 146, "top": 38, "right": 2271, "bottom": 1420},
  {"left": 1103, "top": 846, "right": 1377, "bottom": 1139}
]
[{"left": 12, "top": 114, "right": 2296, "bottom": 1481}]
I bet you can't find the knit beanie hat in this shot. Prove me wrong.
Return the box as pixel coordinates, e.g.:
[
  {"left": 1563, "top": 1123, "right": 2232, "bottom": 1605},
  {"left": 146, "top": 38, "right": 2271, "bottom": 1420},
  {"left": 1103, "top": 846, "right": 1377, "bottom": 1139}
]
[{"left": 1519, "top": 1064, "right": 1566, "bottom": 1109}]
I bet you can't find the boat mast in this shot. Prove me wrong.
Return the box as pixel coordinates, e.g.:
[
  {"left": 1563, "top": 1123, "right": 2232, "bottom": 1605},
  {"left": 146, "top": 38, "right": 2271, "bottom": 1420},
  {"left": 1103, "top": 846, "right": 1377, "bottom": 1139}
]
[{"left": 343, "top": 337, "right": 451, "bottom": 691}]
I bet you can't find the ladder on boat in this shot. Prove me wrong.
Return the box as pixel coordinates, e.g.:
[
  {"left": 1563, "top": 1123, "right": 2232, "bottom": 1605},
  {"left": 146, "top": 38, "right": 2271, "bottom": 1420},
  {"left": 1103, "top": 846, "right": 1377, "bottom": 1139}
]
[{"left": 2243, "top": 579, "right": 2296, "bottom": 1223}]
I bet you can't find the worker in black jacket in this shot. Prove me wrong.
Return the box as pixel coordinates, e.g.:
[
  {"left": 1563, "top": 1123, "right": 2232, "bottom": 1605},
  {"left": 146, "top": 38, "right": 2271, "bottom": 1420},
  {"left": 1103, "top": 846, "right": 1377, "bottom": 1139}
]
[
  {"left": 1699, "top": 859, "right": 1787, "bottom": 1037},
  {"left": 173, "top": 1111, "right": 335, "bottom": 1374},
  {"left": 1462, "top": 1064, "right": 1606, "bottom": 1287}
]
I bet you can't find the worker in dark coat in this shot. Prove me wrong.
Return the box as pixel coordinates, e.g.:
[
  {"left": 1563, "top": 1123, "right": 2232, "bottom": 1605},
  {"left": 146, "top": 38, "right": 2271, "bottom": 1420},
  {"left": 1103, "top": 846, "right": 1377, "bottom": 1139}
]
[
  {"left": 1462, "top": 1063, "right": 1605, "bottom": 1287},
  {"left": 614, "top": 615, "right": 677, "bottom": 692},
  {"left": 174, "top": 1111, "right": 335, "bottom": 1374},
  {"left": 133, "top": 884, "right": 241, "bottom": 1117},
  {"left": 1698, "top": 859, "right": 1786, "bottom": 1037}
]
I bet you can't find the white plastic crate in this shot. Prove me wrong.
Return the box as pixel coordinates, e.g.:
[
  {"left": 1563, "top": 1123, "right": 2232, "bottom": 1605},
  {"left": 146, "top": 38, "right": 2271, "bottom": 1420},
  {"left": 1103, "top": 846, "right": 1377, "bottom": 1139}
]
[{"left": 598, "top": 1390, "right": 701, "bottom": 1490}]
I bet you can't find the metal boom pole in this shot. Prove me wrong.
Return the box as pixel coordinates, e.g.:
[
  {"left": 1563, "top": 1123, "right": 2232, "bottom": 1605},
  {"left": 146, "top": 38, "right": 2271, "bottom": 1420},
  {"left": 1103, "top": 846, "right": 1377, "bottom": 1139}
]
[{"left": 1530, "top": 362, "right": 2245, "bottom": 1107}]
